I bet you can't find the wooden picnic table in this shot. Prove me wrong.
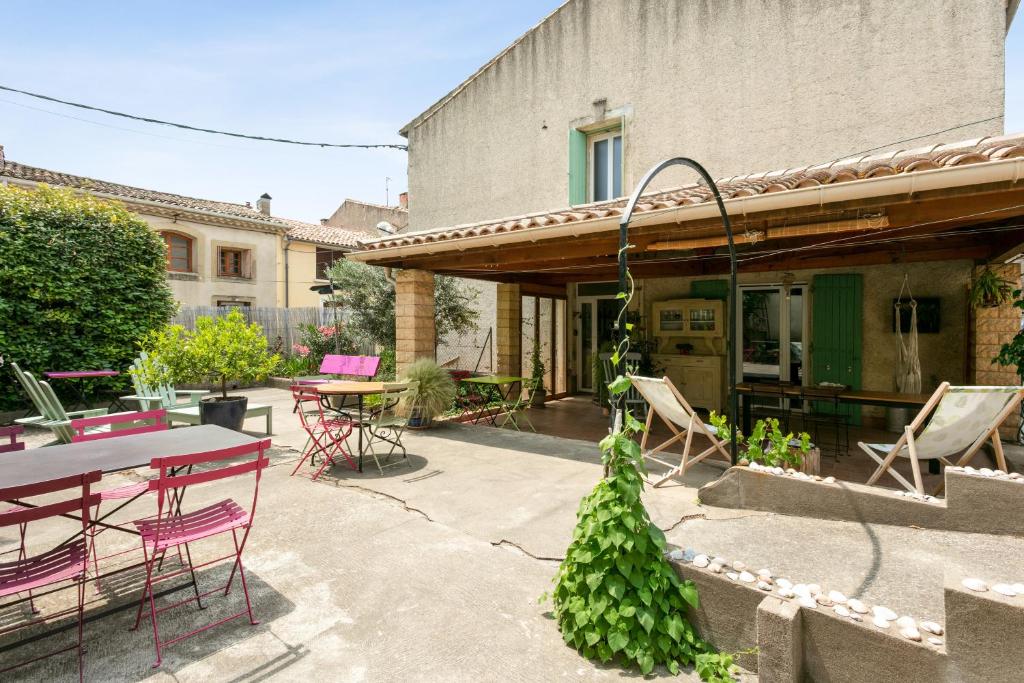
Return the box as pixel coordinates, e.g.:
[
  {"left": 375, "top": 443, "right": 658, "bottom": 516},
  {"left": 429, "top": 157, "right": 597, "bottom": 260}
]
[
  {"left": 459, "top": 375, "right": 528, "bottom": 426},
  {"left": 316, "top": 381, "right": 389, "bottom": 472}
]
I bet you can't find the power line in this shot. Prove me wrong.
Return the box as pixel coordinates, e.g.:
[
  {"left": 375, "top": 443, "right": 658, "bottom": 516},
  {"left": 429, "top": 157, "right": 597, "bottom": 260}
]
[{"left": 0, "top": 83, "right": 409, "bottom": 152}]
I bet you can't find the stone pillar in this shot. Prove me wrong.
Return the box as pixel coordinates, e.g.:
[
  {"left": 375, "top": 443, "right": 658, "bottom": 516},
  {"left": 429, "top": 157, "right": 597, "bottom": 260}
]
[
  {"left": 969, "top": 264, "right": 1021, "bottom": 439},
  {"left": 395, "top": 269, "right": 435, "bottom": 376},
  {"left": 496, "top": 283, "right": 522, "bottom": 376},
  {"left": 756, "top": 596, "right": 803, "bottom": 683}
]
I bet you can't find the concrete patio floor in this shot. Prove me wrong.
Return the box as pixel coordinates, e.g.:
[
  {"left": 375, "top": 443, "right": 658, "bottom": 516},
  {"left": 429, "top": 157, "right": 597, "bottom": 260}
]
[{"left": 5, "top": 385, "right": 1024, "bottom": 681}]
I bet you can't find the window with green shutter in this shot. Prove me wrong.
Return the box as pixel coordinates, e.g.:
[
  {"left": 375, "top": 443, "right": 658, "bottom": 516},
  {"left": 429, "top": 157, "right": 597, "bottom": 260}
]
[
  {"left": 568, "top": 129, "right": 587, "bottom": 205},
  {"left": 569, "top": 123, "right": 624, "bottom": 204}
]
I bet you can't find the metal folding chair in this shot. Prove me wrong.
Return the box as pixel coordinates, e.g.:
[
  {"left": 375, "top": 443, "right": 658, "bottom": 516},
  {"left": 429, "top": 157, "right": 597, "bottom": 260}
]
[
  {"left": 130, "top": 438, "right": 271, "bottom": 668},
  {"left": 289, "top": 385, "right": 356, "bottom": 480},
  {"left": 364, "top": 382, "right": 416, "bottom": 474},
  {"left": 498, "top": 378, "right": 540, "bottom": 432},
  {"left": 0, "top": 471, "right": 101, "bottom": 682},
  {"left": 70, "top": 409, "right": 168, "bottom": 592}
]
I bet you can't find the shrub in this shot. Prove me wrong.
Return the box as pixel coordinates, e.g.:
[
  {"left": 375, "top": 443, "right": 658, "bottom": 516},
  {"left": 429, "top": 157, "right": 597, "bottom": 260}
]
[
  {"left": 138, "top": 310, "right": 279, "bottom": 398},
  {"left": 400, "top": 358, "right": 456, "bottom": 421},
  {"left": 0, "top": 185, "right": 175, "bottom": 409},
  {"left": 292, "top": 322, "right": 356, "bottom": 369},
  {"left": 708, "top": 412, "right": 811, "bottom": 469}
]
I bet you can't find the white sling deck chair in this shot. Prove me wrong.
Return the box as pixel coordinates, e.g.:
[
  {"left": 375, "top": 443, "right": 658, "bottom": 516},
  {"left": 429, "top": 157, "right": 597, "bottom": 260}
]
[
  {"left": 860, "top": 382, "right": 1024, "bottom": 495},
  {"left": 629, "top": 375, "right": 732, "bottom": 487}
]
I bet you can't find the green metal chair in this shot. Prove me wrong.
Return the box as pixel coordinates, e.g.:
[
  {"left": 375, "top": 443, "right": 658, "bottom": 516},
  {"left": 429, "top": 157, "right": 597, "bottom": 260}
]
[
  {"left": 498, "top": 378, "right": 540, "bottom": 432},
  {"left": 364, "top": 381, "right": 417, "bottom": 475},
  {"left": 11, "top": 362, "right": 119, "bottom": 444}
]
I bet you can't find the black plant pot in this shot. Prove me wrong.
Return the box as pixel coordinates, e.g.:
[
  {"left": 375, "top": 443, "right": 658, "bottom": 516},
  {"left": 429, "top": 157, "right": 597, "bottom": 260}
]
[{"left": 199, "top": 396, "right": 248, "bottom": 431}]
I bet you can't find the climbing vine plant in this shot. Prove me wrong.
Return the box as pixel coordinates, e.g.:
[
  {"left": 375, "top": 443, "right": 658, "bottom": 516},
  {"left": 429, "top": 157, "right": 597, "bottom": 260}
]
[{"left": 545, "top": 254, "right": 735, "bottom": 680}]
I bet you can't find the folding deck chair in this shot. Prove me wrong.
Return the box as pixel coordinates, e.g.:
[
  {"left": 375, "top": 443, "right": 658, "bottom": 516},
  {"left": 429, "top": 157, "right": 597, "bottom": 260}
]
[
  {"left": 860, "top": 382, "right": 1024, "bottom": 495},
  {"left": 629, "top": 375, "right": 732, "bottom": 487}
]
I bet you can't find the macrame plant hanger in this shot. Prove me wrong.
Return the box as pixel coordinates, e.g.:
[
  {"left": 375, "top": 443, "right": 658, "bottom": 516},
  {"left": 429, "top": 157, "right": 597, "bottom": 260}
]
[{"left": 895, "top": 274, "right": 922, "bottom": 394}]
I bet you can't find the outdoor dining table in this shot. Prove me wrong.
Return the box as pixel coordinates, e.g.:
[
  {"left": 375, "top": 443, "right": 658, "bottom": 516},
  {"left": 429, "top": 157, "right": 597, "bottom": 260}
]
[
  {"left": 44, "top": 369, "right": 124, "bottom": 412},
  {"left": 459, "top": 375, "right": 528, "bottom": 427},
  {"left": 316, "top": 381, "right": 388, "bottom": 472}
]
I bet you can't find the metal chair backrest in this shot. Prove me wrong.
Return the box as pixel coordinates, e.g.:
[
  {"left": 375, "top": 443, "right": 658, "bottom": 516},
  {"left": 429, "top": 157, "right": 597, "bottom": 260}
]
[
  {"left": 378, "top": 381, "right": 417, "bottom": 426},
  {"left": 290, "top": 385, "right": 331, "bottom": 430},
  {"left": 70, "top": 409, "right": 168, "bottom": 442},
  {"left": 0, "top": 425, "right": 25, "bottom": 453},
  {"left": 319, "top": 354, "right": 381, "bottom": 378},
  {"left": 0, "top": 470, "right": 101, "bottom": 533}
]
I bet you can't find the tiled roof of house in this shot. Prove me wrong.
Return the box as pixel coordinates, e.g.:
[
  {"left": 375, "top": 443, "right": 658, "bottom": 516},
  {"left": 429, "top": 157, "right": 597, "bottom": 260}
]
[
  {"left": 283, "top": 220, "right": 368, "bottom": 248},
  {"left": 0, "top": 151, "right": 314, "bottom": 232},
  {"left": 357, "top": 133, "right": 1024, "bottom": 252}
]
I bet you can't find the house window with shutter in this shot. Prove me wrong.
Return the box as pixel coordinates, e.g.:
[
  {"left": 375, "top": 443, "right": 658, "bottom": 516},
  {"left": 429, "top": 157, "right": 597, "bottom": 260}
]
[
  {"left": 217, "top": 247, "right": 249, "bottom": 278},
  {"left": 161, "top": 231, "right": 194, "bottom": 272},
  {"left": 568, "top": 122, "right": 624, "bottom": 204}
]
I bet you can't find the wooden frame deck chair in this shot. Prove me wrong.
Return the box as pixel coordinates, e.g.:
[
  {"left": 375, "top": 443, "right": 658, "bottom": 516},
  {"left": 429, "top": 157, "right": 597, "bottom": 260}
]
[
  {"left": 861, "top": 382, "right": 1024, "bottom": 495},
  {"left": 629, "top": 375, "right": 732, "bottom": 487},
  {"left": 12, "top": 363, "right": 123, "bottom": 444}
]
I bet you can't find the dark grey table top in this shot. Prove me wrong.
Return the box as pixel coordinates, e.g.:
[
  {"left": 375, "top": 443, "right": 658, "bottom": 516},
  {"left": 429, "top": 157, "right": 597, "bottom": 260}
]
[{"left": 0, "top": 425, "right": 261, "bottom": 489}]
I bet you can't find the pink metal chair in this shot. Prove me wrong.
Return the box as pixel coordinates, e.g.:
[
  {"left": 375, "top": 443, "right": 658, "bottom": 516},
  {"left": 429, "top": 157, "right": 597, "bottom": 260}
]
[
  {"left": 0, "top": 426, "right": 36, "bottom": 613},
  {"left": 130, "top": 438, "right": 271, "bottom": 668},
  {"left": 70, "top": 409, "right": 168, "bottom": 592},
  {"left": 0, "top": 471, "right": 102, "bottom": 682},
  {"left": 290, "top": 385, "right": 356, "bottom": 480}
]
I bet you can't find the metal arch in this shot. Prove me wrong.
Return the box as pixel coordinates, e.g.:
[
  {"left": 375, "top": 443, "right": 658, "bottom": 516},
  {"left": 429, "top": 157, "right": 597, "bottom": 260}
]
[{"left": 616, "top": 158, "right": 739, "bottom": 463}]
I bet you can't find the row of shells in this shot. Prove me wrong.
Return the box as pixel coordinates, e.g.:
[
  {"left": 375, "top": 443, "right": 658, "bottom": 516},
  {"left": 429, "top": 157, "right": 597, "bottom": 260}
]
[
  {"left": 666, "top": 547, "right": 943, "bottom": 646},
  {"left": 960, "top": 577, "right": 1024, "bottom": 598},
  {"left": 745, "top": 461, "right": 836, "bottom": 484},
  {"left": 947, "top": 466, "right": 1024, "bottom": 482}
]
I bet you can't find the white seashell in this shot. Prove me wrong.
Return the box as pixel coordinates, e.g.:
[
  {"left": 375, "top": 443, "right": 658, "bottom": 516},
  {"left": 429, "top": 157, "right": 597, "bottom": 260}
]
[
  {"left": 798, "top": 596, "right": 817, "bottom": 609},
  {"left": 962, "top": 578, "right": 988, "bottom": 592},
  {"left": 668, "top": 549, "right": 685, "bottom": 560},
  {"left": 693, "top": 554, "right": 710, "bottom": 568},
  {"left": 896, "top": 616, "right": 916, "bottom": 629},
  {"left": 992, "top": 583, "right": 1017, "bottom": 597},
  {"left": 824, "top": 476, "right": 836, "bottom": 484},
  {"left": 739, "top": 571, "right": 756, "bottom": 583},
  {"left": 708, "top": 562, "right": 724, "bottom": 574},
  {"left": 919, "top": 621, "right": 943, "bottom": 636},
  {"left": 900, "top": 625, "right": 922, "bottom": 641},
  {"left": 964, "top": 466, "right": 977, "bottom": 474},
  {"left": 757, "top": 568, "right": 772, "bottom": 578},
  {"left": 828, "top": 590, "right": 847, "bottom": 604},
  {"left": 872, "top": 616, "right": 891, "bottom": 629},
  {"left": 793, "top": 584, "right": 811, "bottom": 598},
  {"left": 713, "top": 557, "right": 728, "bottom": 567},
  {"left": 732, "top": 560, "right": 746, "bottom": 572},
  {"left": 815, "top": 594, "right": 833, "bottom": 607},
  {"left": 833, "top": 605, "right": 850, "bottom": 618},
  {"left": 757, "top": 580, "right": 773, "bottom": 591},
  {"left": 683, "top": 548, "right": 696, "bottom": 562},
  {"left": 1009, "top": 472, "right": 1022, "bottom": 479},
  {"left": 772, "top": 466, "right": 785, "bottom": 475},
  {"left": 726, "top": 572, "right": 739, "bottom": 581},
  {"left": 776, "top": 577, "right": 793, "bottom": 589},
  {"left": 946, "top": 466, "right": 961, "bottom": 472},
  {"left": 873, "top": 606, "right": 898, "bottom": 621},
  {"left": 778, "top": 587, "right": 795, "bottom": 598},
  {"left": 849, "top": 612, "right": 863, "bottom": 622},
  {"left": 1011, "top": 583, "right": 1024, "bottom": 594},
  {"left": 813, "top": 475, "right": 823, "bottom": 481},
  {"left": 847, "top": 598, "right": 868, "bottom": 614},
  {"left": 980, "top": 467, "right": 995, "bottom": 477},
  {"left": 786, "top": 468, "right": 797, "bottom": 475},
  {"left": 808, "top": 583, "right": 822, "bottom": 596},
  {"left": 928, "top": 637, "right": 943, "bottom": 647}
]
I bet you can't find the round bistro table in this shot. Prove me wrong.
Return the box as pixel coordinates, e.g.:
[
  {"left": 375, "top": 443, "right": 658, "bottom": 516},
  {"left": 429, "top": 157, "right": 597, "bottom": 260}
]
[{"left": 316, "top": 382, "right": 388, "bottom": 472}]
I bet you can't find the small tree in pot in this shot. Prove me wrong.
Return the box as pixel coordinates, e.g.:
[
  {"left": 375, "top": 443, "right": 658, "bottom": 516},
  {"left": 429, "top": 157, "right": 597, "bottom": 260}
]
[
  {"left": 400, "top": 359, "right": 456, "bottom": 429},
  {"left": 530, "top": 340, "right": 547, "bottom": 408},
  {"left": 139, "top": 310, "right": 279, "bottom": 430}
]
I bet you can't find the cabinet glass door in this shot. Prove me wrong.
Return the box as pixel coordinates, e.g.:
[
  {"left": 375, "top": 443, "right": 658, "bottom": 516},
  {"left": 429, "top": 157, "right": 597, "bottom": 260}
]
[
  {"left": 688, "top": 306, "right": 717, "bottom": 333},
  {"left": 659, "top": 308, "right": 684, "bottom": 332}
]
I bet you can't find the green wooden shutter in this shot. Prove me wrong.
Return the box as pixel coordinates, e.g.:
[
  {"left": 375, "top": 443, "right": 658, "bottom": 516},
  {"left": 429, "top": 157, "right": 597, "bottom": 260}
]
[
  {"left": 691, "top": 279, "right": 729, "bottom": 300},
  {"left": 811, "top": 274, "right": 863, "bottom": 424},
  {"left": 568, "top": 128, "right": 587, "bottom": 205}
]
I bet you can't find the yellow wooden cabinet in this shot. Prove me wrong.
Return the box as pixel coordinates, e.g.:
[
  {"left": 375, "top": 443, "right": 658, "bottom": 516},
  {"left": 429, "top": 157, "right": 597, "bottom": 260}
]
[
  {"left": 652, "top": 299, "right": 725, "bottom": 338},
  {"left": 651, "top": 354, "right": 724, "bottom": 412}
]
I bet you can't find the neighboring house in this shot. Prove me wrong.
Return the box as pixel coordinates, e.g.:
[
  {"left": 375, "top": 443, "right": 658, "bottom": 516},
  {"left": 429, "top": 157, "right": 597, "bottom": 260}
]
[
  {"left": 0, "top": 144, "right": 371, "bottom": 310},
  {"left": 352, "top": 0, "right": 1024, "bottom": 427}
]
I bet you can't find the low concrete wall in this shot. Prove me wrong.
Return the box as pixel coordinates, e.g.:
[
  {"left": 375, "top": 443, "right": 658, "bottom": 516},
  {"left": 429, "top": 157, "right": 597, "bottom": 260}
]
[
  {"left": 698, "top": 467, "right": 1024, "bottom": 536},
  {"left": 674, "top": 561, "right": 1024, "bottom": 681}
]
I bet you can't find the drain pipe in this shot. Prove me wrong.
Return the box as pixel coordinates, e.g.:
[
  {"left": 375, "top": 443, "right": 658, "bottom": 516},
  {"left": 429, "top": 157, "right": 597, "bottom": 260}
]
[{"left": 283, "top": 236, "right": 292, "bottom": 307}]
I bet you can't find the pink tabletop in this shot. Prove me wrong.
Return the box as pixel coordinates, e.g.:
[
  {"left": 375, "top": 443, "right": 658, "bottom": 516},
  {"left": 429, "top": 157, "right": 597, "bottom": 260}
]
[{"left": 45, "top": 370, "right": 120, "bottom": 379}]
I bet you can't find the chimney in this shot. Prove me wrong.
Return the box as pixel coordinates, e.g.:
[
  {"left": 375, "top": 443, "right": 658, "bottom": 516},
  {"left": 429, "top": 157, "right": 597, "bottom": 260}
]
[
  {"left": 256, "top": 193, "right": 272, "bottom": 216},
  {"left": 320, "top": 218, "right": 328, "bottom": 225},
  {"left": 398, "top": 192, "right": 408, "bottom": 209}
]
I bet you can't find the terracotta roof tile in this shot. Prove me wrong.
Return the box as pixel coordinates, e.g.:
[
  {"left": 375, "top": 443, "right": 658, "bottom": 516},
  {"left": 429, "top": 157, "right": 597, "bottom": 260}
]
[
  {"left": 356, "top": 132, "right": 1024, "bottom": 252},
  {"left": 281, "top": 221, "right": 366, "bottom": 248}
]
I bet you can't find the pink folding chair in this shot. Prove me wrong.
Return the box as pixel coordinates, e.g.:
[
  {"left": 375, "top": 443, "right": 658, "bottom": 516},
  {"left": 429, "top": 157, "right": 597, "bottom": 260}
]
[
  {"left": 290, "top": 385, "right": 356, "bottom": 480},
  {"left": 0, "top": 471, "right": 102, "bottom": 682},
  {"left": 130, "top": 438, "right": 271, "bottom": 668},
  {"left": 70, "top": 409, "right": 168, "bottom": 592},
  {"left": 0, "top": 426, "right": 36, "bottom": 613}
]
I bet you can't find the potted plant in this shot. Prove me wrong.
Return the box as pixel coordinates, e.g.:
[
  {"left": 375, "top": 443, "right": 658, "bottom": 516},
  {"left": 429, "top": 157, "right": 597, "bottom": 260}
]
[
  {"left": 400, "top": 358, "right": 456, "bottom": 429},
  {"left": 970, "top": 267, "right": 1014, "bottom": 309},
  {"left": 709, "top": 412, "right": 816, "bottom": 473},
  {"left": 529, "top": 340, "right": 547, "bottom": 408},
  {"left": 139, "top": 310, "right": 279, "bottom": 431}
]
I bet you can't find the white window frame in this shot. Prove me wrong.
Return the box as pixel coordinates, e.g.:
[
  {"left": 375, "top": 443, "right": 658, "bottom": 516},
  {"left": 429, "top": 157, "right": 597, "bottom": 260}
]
[{"left": 588, "top": 128, "right": 623, "bottom": 202}]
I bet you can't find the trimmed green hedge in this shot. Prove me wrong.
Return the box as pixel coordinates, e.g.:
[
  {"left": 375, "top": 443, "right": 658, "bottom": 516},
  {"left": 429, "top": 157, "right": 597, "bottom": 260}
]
[{"left": 0, "top": 185, "right": 176, "bottom": 410}]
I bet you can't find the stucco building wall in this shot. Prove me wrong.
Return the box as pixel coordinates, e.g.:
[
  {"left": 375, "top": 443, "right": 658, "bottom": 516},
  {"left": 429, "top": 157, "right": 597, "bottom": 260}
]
[
  {"left": 284, "top": 240, "right": 327, "bottom": 308},
  {"left": 405, "top": 0, "right": 1007, "bottom": 231}
]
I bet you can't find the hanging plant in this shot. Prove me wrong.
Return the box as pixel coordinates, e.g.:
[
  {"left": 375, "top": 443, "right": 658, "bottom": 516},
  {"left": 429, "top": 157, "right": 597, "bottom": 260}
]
[
  {"left": 969, "top": 267, "right": 1014, "bottom": 309},
  {"left": 544, "top": 272, "right": 735, "bottom": 680}
]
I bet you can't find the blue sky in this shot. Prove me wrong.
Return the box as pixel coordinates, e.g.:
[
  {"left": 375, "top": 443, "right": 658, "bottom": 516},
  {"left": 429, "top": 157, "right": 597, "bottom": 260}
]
[{"left": 1, "top": 1, "right": 1022, "bottom": 224}]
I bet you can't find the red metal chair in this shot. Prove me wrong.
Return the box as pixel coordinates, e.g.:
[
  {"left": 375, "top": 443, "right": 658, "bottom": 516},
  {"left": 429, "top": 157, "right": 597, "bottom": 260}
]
[
  {"left": 130, "top": 438, "right": 271, "bottom": 668},
  {"left": 0, "top": 426, "right": 36, "bottom": 613},
  {"left": 0, "top": 471, "right": 102, "bottom": 682},
  {"left": 70, "top": 409, "right": 168, "bottom": 592},
  {"left": 290, "top": 385, "right": 355, "bottom": 480}
]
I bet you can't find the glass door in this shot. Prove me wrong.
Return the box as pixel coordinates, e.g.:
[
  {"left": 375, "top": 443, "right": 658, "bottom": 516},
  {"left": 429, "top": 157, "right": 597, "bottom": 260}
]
[
  {"left": 737, "top": 285, "right": 806, "bottom": 386},
  {"left": 577, "top": 295, "right": 620, "bottom": 392}
]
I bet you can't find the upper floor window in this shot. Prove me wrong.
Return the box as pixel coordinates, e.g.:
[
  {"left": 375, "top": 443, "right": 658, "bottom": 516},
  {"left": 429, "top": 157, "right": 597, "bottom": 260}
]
[
  {"left": 161, "top": 231, "right": 193, "bottom": 272},
  {"left": 589, "top": 129, "right": 622, "bottom": 202},
  {"left": 316, "top": 247, "right": 345, "bottom": 281},
  {"left": 217, "top": 247, "right": 250, "bottom": 278}
]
